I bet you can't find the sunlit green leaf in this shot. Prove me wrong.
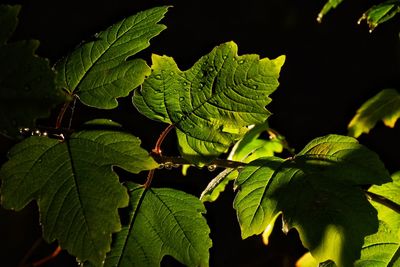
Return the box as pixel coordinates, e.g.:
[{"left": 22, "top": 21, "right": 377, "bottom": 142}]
[
  {"left": 234, "top": 135, "right": 391, "bottom": 267},
  {"left": 358, "top": 0, "right": 400, "bottom": 32},
  {"left": 348, "top": 89, "right": 400, "bottom": 138},
  {"left": 296, "top": 172, "right": 400, "bottom": 267},
  {"left": 55, "top": 6, "right": 169, "bottom": 109},
  {"left": 200, "top": 123, "right": 284, "bottom": 203},
  {"left": 101, "top": 183, "right": 212, "bottom": 267},
  {"left": 0, "top": 120, "right": 158, "bottom": 265},
  {"left": 0, "top": 5, "right": 66, "bottom": 138},
  {"left": 355, "top": 171, "right": 400, "bottom": 266},
  {"left": 133, "top": 41, "right": 285, "bottom": 164}
]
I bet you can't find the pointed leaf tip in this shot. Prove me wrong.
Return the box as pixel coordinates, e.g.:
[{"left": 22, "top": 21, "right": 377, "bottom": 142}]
[{"left": 55, "top": 6, "right": 169, "bottom": 109}]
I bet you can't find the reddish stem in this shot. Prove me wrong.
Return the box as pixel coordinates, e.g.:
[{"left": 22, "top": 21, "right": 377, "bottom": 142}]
[
  {"left": 55, "top": 101, "right": 71, "bottom": 129},
  {"left": 32, "top": 246, "right": 62, "bottom": 267},
  {"left": 153, "top": 124, "right": 175, "bottom": 154},
  {"left": 145, "top": 124, "right": 175, "bottom": 188}
]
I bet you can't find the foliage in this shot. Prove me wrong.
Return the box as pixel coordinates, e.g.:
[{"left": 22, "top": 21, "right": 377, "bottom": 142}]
[
  {"left": 0, "top": 3, "right": 399, "bottom": 267},
  {"left": 317, "top": 0, "right": 400, "bottom": 31},
  {"left": 348, "top": 89, "right": 400, "bottom": 138},
  {"left": 0, "top": 5, "right": 66, "bottom": 138}
]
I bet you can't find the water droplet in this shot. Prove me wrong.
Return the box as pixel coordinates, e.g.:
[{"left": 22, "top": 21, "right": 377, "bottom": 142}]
[
  {"left": 183, "top": 81, "right": 188, "bottom": 86},
  {"left": 179, "top": 97, "right": 185, "bottom": 101},
  {"left": 208, "top": 67, "right": 214, "bottom": 72},
  {"left": 42, "top": 132, "right": 48, "bottom": 137},
  {"left": 155, "top": 74, "right": 162, "bottom": 79},
  {"left": 207, "top": 164, "right": 217, "bottom": 172},
  {"left": 222, "top": 55, "right": 228, "bottom": 59},
  {"left": 32, "top": 130, "right": 41, "bottom": 136},
  {"left": 238, "top": 59, "right": 245, "bottom": 64},
  {"left": 158, "top": 163, "right": 165, "bottom": 169},
  {"left": 170, "top": 71, "right": 175, "bottom": 76},
  {"left": 252, "top": 85, "right": 258, "bottom": 89},
  {"left": 199, "top": 83, "right": 204, "bottom": 88},
  {"left": 172, "top": 164, "right": 180, "bottom": 168},
  {"left": 164, "top": 162, "right": 173, "bottom": 170}
]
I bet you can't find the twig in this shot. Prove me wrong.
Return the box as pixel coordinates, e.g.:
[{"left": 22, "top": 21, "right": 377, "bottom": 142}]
[{"left": 32, "top": 246, "right": 62, "bottom": 267}]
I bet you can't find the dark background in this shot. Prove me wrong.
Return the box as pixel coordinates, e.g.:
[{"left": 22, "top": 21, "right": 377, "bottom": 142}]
[{"left": 0, "top": 0, "right": 399, "bottom": 266}]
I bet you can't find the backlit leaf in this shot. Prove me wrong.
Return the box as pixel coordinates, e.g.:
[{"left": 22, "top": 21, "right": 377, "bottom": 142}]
[
  {"left": 200, "top": 123, "right": 284, "bottom": 203},
  {"left": 358, "top": 1, "right": 400, "bottom": 32},
  {"left": 55, "top": 6, "right": 169, "bottom": 109},
  {"left": 0, "top": 5, "right": 66, "bottom": 138},
  {"left": 0, "top": 120, "right": 158, "bottom": 265},
  {"left": 317, "top": 0, "right": 344, "bottom": 23},
  {"left": 101, "top": 182, "right": 212, "bottom": 267},
  {"left": 133, "top": 41, "right": 285, "bottom": 164},
  {"left": 348, "top": 89, "right": 400, "bottom": 138},
  {"left": 234, "top": 135, "right": 391, "bottom": 267}
]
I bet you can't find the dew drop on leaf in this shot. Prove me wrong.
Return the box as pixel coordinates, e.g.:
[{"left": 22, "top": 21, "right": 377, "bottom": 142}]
[
  {"left": 207, "top": 164, "right": 217, "bottom": 172},
  {"left": 179, "top": 97, "right": 185, "bottom": 101},
  {"left": 222, "top": 55, "right": 228, "bottom": 59},
  {"left": 155, "top": 74, "right": 162, "bottom": 80},
  {"left": 238, "top": 59, "right": 245, "bottom": 64},
  {"left": 252, "top": 85, "right": 258, "bottom": 89}
]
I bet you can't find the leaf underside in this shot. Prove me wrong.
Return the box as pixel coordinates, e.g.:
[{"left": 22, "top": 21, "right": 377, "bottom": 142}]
[
  {"left": 134, "top": 41, "right": 285, "bottom": 164},
  {"left": 0, "top": 120, "right": 158, "bottom": 265},
  {"left": 348, "top": 89, "right": 400, "bottom": 138},
  {"left": 55, "top": 6, "right": 169, "bottom": 109},
  {"left": 234, "top": 134, "right": 391, "bottom": 267},
  {"left": 101, "top": 183, "right": 212, "bottom": 267},
  {"left": 0, "top": 5, "right": 65, "bottom": 138}
]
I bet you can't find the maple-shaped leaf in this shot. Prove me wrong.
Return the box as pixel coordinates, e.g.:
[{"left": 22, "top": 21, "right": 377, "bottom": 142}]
[
  {"left": 0, "top": 120, "right": 158, "bottom": 265},
  {"left": 133, "top": 41, "right": 285, "bottom": 164},
  {"left": 0, "top": 5, "right": 66, "bottom": 138},
  {"left": 55, "top": 6, "right": 168, "bottom": 109},
  {"left": 98, "top": 182, "right": 212, "bottom": 267},
  {"left": 348, "top": 89, "right": 400, "bottom": 138},
  {"left": 234, "top": 135, "right": 391, "bottom": 267}
]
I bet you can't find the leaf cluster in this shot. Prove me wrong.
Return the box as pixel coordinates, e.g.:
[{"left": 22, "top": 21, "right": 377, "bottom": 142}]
[{"left": 0, "top": 3, "right": 399, "bottom": 267}]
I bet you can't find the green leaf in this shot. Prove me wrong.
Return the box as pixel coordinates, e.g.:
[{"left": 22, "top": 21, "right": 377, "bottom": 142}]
[
  {"left": 358, "top": 1, "right": 400, "bottom": 32},
  {"left": 317, "top": 0, "right": 344, "bottom": 23},
  {"left": 55, "top": 6, "right": 169, "bottom": 109},
  {"left": 0, "top": 5, "right": 66, "bottom": 138},
  {"left": 0, "top": 120, "right": 158, "bottom": 265},
  {"left": 296, "top": 172, "right": 400, "bottom": 267},
  {"left": 200, "top": 123, "right": 284, "bottom": 203},
  {"left": 133, "top": 41, "right": 285, "bottom": 164},
  {"left": 101, "top": 182, "right": 212, "bottom": 267},
  {"left": 348, "top": 89, "right": 400, "bottom": 138},
  {"left": 234, "top": 134, "right": 391, "bottom": 267},
  {"left": 355, "top": 171, "right": 400, "bottom": 266}
]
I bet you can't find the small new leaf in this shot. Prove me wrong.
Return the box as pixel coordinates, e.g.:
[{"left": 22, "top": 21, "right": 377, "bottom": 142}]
[
  {"left": 55, "top": 6, "right": 169, "bottom": 109},
  {"left": 0, "top": 5, "right": 66, "bottom": 138},
  {"left": 134, "top": 41, "right": 285, "bottom": 164},
  {"left": 348, "top": 89, "right": 400, "bottom": 138},
  {"left": 101, "top": 183, "right": 212, "bottom": 267},
  {"left": 234, "top": 135, "right": 391, "bottom": 267},
  {"left": 0, "top": 120, "right": 158, "bottom": 265},
  {"left": 357, "top": 0, "right": 400, "bottom": 32}
]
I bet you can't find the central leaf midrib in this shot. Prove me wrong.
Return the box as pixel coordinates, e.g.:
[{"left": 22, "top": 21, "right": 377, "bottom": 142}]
[{"left": 65, "top": 140, "right": 98, "bottom": 255}]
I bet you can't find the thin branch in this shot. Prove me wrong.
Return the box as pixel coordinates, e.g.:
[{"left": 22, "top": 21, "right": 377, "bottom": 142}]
[
  {"left": 152, "top": 154, "right": 248, "bottom": 169},
  {"left": 365, "top": 191, "right": 400, "bottom": 214}
]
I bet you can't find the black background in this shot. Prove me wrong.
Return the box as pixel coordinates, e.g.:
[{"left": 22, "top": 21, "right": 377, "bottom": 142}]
[{"left": 0, "top": 0, "right": 399, "bottom": 266}]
